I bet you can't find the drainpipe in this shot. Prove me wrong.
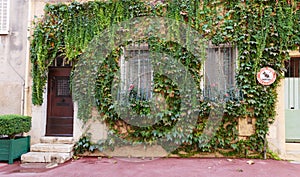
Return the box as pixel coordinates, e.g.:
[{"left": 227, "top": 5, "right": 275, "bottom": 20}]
[
  {"left": 23, "top": 0, "right": 32, "bottom": 116},
  {"left": 264, "top": 133, "right": 267, "bottom": 159},
  {"left": 21, "top": 83, "right": 25, "bottom": 115}
]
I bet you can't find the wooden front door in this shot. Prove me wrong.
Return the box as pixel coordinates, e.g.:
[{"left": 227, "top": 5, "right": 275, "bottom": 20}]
[{"left": 46, "top": 67, "right": 73, "bottom": 136}]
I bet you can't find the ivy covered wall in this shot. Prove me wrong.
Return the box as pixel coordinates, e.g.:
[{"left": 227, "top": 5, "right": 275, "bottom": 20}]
[{"left": 30, "top": 0, "right": 300, "bottom": 157}]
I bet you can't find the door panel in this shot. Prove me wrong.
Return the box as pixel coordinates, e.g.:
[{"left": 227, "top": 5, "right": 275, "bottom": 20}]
[
  {"left": 285, "top": 110, "right": 300, "bottom": 142},
  {"left": 46, "top": 67, "right": 73, "bottom": 136}
]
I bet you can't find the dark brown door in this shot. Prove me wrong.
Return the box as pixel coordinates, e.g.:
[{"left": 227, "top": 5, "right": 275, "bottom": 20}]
[{"left": 46, "top": 67, "right": 73, "bottom": 136}]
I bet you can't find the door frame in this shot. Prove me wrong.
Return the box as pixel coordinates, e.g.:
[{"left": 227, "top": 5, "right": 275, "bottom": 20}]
[{"left": 46, "top": 66, "right": 74, "bottom": 137}]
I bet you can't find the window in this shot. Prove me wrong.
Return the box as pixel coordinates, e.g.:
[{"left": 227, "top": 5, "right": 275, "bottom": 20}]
[
  {"left": 204, "top": 44, "right": 237, "bottom": 98},
  {"left": 119, "top": 43, "right": 152, "bottom": 102},
  {"left": 118, "top": 42, "right": 238, "bottom": 101},
  {"left": 0, "top": 0, "right": 9, "bottom": 34}
]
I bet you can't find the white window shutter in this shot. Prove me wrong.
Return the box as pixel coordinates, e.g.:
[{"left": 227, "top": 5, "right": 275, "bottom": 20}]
[{"left": 0, "top": 0, "right": 9, "bottom": 34}]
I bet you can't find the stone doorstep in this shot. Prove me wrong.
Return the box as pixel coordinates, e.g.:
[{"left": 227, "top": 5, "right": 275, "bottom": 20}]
[
  {"left": 285, "top": 151, "right": 300, "bottom": 162},
  {"left": 21, "top": 152, "right": 73, "bottom": 164},
  {"left": 40, "top": 137, "right": 74, "bottom": 144},
  {"left": 285, "top": 143, "right": 300, "bottom": 162},
  {"left": 31, "top": 143, "right": 74, "bottom": 153},
  {"left": 286, "top": 143, "right": 300, "bottom": 151},
  {"left": 20, "top": 162, "right": 51, "bottom": 169}
]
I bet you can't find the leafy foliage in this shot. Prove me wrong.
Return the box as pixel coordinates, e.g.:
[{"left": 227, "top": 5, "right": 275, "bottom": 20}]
[
  {"left": 73, "top": 134, "right": 101, "bottom": 155},
  {"left": 30, "top": 0, "right": 300, "bottom": 157}
]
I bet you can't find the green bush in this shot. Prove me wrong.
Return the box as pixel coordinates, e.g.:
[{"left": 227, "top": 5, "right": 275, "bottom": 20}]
[{"left": 0, "top": 114, "right": 31, "bottom": 139}]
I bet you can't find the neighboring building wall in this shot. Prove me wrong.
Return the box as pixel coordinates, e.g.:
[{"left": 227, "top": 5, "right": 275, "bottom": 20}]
[{"left": 0, "top": 0, "right": 29, "bottom": 115}]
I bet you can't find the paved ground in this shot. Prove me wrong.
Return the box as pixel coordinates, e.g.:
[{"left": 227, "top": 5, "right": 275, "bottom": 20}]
[{"left": 1, "top": 157, "right": 300, "bottom": 177}]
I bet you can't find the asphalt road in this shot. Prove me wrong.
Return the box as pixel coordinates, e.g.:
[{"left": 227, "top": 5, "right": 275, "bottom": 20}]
[{"left": 1, "top": 157, "right": 300, "bottom": 177}]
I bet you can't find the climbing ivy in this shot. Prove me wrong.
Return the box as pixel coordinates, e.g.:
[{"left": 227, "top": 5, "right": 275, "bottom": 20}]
[{"left": 30, "top": 0, "right": 300, "bottom": 157}]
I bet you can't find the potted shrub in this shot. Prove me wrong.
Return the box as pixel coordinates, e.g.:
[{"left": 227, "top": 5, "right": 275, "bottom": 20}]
[{"left": 0, "top": 114, "right": 31, "bottom": 164}]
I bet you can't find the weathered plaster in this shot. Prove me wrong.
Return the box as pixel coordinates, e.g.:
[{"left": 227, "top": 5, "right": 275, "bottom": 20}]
[{"left": 0, "top": 0, "right": 29, "bottom": 115}]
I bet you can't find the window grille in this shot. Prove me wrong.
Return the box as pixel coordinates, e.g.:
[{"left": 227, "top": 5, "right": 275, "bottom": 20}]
[
  {"left": 119, "top": 43, "right": 152, "bottom": 102},
  {"left": 0, "top": 0, "right": 9, "bottom": 34},
  {"left": 56, "top": 77, "right": 71, "bottom": 96},
  {"left": 118, "top": 42, "right": 239, "bottom": 101},
  {"left": 204, "top": 44, "right": 238, "bottom": 100}
]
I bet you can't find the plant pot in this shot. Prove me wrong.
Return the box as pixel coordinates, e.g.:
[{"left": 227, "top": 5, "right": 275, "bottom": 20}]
[{"left": 0, "top": 136, "right": 30, "bottom": 164}]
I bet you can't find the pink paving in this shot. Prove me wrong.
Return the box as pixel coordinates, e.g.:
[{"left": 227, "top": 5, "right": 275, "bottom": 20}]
[{"left": 0, "top": 157, "right": 300, "bottom": 177}]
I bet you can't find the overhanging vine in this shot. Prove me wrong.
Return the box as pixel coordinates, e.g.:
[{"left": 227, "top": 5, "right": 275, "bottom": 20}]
[{"left": 30, "top": 0, "right": 300, "bottom": 157}]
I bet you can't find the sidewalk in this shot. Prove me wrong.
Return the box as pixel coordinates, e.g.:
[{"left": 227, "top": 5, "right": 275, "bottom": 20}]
[{"left": 1, "top": 157, "right": 300, "bottom": 177}]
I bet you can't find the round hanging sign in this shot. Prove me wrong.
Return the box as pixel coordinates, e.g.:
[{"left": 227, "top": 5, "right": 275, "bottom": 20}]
[{"left": 257, "top": 67, "right": 276, "bottom": 86}]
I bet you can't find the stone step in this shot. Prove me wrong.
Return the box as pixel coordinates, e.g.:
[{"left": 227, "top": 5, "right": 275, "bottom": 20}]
[
  {"left": 285, "top": 151, "right": 300, "bottom": 162},
  {"left": 286, "top": 143, "right": 300, "bottom": 151},
  {"left": 31, "top": 143, "right": 74, "bottom": 153},
  {"left": 21, "top": 152, "right": 73, "bottom": 164},
  {"left": 40, "top": 137, "right": 74, "bottom": 144}
]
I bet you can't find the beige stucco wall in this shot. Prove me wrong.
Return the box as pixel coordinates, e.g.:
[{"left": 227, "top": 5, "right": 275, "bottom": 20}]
[
  {"left": 73, "top": 104, "right": 108, "bottom": 142},
  {"left": 29, "top": 102, "right": 48, "bottom": 144},
  {"left": 267, "top": 79, "right": 286, "bottom": 157}
]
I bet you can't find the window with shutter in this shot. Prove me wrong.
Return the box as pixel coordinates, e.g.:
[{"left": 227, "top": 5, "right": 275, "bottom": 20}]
[{"left": 0, "top": 0, "right": 9, "bottom": 34}]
